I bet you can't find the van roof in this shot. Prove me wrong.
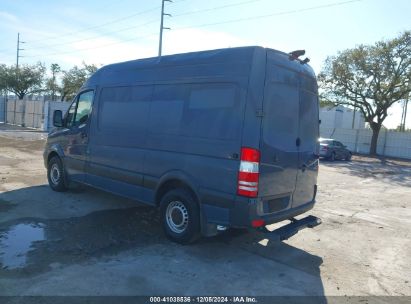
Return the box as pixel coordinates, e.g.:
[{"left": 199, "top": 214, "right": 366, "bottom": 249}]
[{"left": 83, "top": 46, "right": 315, "bottom": 88}]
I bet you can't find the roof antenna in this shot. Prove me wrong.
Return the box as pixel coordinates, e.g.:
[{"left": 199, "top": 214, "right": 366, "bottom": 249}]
[
  {"left": 289, "top": 50, "right": 305, "bottom": 61},
  {"left": 301, "top": 58, "right": 310, "bottom": 65}
]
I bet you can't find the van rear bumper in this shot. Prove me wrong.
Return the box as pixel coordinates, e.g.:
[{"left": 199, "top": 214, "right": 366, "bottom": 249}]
[{"left": 229, "top": 198, "right": 316, "bottom": 228}]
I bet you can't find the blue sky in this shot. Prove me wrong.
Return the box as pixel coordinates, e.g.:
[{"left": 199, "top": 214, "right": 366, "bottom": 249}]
[{"left": 0, "top": 0, "right": 410, "bottom": 128}]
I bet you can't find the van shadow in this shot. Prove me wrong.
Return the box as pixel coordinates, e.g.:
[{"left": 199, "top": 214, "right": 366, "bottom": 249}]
[
  {"left": 0, "top": 185, "right": 326, "bottom": 298},
  {"left": 320, "top": 156, "right": 411, "bottom": 186}
]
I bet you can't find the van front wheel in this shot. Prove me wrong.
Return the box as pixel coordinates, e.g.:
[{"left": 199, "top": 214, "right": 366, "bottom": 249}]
[
  {"left": 47, "top": 156, "right": 68, "bottom": 192},
  {"left": 160, "top": 188, "right": 200, "bottom": 244}
]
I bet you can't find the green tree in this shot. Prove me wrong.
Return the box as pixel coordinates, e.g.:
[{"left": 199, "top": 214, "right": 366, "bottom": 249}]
[
  {"left": 319, "top": 98, "right": 335, "bottom": 108},
  {"left": 59, "top": 63, "right": 98, "bottom": 101},
  {"left": 45, "top": 63, "right": 61, "bottom": 101},
  {"left": 2, "top": 63, "right": 46, "bottom": 100},
  {"left": 319, "top": 31, "right": 411, "bottom": 155}
]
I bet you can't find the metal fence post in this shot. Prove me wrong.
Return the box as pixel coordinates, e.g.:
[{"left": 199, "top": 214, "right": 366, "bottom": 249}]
[
  {"left": 43, "top": 101, "right": 49, "bottom": 131},
  {"left": 354, "top": 129, "right": 359, "bottom": 153},
  {"left": 13, "top": 99, "right": 16, "bottom": 125},
  {"left": 382, "top": 129, "right": 388, "bottom": 157}
]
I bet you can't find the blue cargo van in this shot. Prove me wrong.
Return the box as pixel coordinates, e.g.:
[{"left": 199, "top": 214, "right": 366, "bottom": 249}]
[{"left": 44, "top": 46, "right": 321, "bottom": 243}]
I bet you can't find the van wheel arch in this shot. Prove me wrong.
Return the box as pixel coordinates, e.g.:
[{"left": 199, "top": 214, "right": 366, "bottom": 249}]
[
  {"left": 155, "top": 179, "right": 200, "bottom": 207},
  {"left": 47, "top": 151, "right": 60, "bottom": 165}
]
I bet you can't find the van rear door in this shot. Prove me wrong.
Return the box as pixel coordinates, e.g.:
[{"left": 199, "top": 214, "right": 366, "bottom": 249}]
[
  {"left": 292, "top": 74, "right": 319, "bottom": 208},
  {"left": 259, "top": 52, "right": 319, "bottom": 211},
  {"left": 258, "top": 65, "right": 300, "bottom": 207}
]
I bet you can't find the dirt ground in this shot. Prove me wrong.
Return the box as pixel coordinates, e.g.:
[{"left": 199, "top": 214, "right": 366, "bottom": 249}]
[{"left": 0, "top": 125, "right": 410, "bottom": 298}]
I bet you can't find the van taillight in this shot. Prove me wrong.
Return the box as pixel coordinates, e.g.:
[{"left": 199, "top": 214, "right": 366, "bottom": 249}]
[{"left": 237, "top": 147, "right": 260, "bottom": 197}]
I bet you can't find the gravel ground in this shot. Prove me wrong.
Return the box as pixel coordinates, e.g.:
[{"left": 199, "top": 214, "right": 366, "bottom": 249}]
[{"left": 0, "top": 125, "right": 410, "bottom": 298}]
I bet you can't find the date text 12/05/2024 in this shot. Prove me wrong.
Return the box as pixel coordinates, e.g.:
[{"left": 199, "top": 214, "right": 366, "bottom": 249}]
[{"left": 149, "top": 297, "right": 257, "bottom": 303}]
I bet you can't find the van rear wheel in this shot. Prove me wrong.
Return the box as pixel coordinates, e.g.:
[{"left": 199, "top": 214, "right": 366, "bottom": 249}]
[
  {"left": 47, "top": 156, "right": 68, "bottom": 192},
  {"left": 160, "top": 188, "right": 200, "bottom": 244}
]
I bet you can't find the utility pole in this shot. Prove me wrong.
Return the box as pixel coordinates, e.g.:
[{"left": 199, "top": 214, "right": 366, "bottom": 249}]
[
  {"left": 351, "top": 101, "right": 357, "bottom": 129},
  {"left": 16, "top": 33, "right": 25, "bottom": 69},
  {"left": 158, "top": 0, "right": 172, "bottom": 57}
]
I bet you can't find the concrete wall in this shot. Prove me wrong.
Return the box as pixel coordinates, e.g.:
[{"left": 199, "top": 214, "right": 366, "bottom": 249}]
[
  {"left": 320, "top": 106, "right": 365, "bottom": 129},
  {"left": 320, "top": 127, "right": 411, "bottom": 159}
]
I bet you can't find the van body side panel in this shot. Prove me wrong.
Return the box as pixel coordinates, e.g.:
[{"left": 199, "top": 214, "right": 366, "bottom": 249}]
[
  {"left": 143, "top": 73, "right": 250, "bottom": 223},
  {"left": 85, "top": 48, "right": 256, "bottom": 211}
]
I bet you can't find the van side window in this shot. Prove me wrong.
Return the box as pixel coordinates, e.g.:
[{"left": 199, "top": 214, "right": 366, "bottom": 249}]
[
  {"left": 189, "top": 85, "right": 235, "bottom": 109},
  {"left": 74, "top": 91, "right": 93, "bottom": 126},
  {"left": 149, "top": 83, "right": 240, "bottom": 140},
  {"left": 149, "top": 85, "right": 188, "bottom": 135},
  {"left": 183, "top": 84, "right": 239, "bottom": 139},
  {"left": 98, "top": 86, "right": 152, "bottom": 132}
]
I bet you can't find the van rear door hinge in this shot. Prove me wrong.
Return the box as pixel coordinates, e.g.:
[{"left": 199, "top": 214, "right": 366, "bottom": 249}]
[{"left": 256, "top": 109, "right": 264, "bottom": 117}]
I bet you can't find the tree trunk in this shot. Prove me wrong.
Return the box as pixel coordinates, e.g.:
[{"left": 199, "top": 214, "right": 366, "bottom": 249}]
[{"left": 370, "top": 124, "right": 381, "bottom": 155}]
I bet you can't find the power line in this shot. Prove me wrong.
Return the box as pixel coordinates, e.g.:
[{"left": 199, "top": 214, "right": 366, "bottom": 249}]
[
  {"left": 25, "top": 18, "right": 159, "bottom": 51},
  {"left": 173, "top": 0, "right": 361, "bottom": 31},
  {"left": 19, "top": 0, "right": 361, "bottom": 60},
  {"left": 24, "top": 32, "right": 158, "bottom": 58},
  {"left": 173, "top": 0, "right": 264, "bottom": 17},
  {"left": 26, "top": 6, "right": 160, "bottom": 45},
  {"left": 26, "top": 0, "right": 188, "bottom": 46},
  {"left": 24, "top": 0, "right": 259, "bottom": 52}
]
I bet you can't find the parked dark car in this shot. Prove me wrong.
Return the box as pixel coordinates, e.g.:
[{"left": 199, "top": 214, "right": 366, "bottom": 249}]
[
  {"left": 44, "top": 46, "right": 321, "bottom": 243},
  {"left": 319, "top": 138, "right": 352, "bottom": 161}
]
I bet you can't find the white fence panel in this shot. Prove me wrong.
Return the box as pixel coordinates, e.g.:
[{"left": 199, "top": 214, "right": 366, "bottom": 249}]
[
  {"left": 320, "top": 127, "right": 411, "bottom": 160},
  {"left": 384, "top": 131, "right": 411, "bottom": 159}
]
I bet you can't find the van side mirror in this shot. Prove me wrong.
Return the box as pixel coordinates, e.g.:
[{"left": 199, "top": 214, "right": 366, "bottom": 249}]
[{"left": 53, "top": 110, "right": 63, "bottom": 127}]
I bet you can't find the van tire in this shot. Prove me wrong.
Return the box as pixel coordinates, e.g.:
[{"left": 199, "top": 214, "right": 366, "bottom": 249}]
[
  {"left": 47, "top": 156, "right": 68, "bottom": 192},
  {"left": 160, "top": 188, "right": 201, "bottom": 244}
]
